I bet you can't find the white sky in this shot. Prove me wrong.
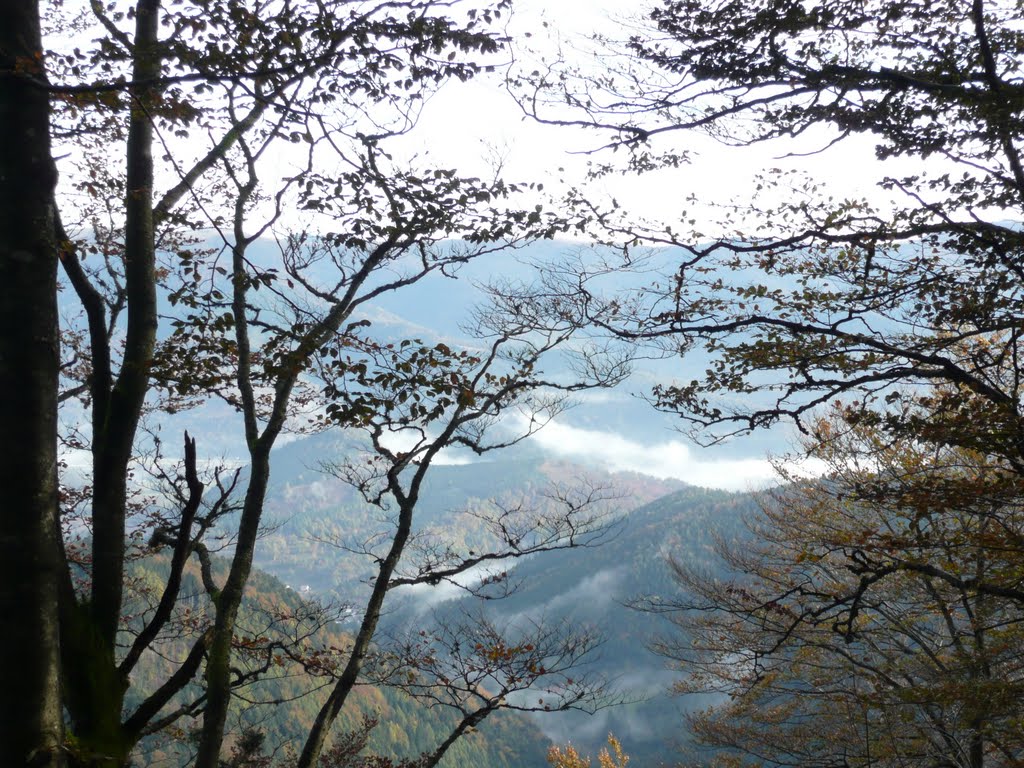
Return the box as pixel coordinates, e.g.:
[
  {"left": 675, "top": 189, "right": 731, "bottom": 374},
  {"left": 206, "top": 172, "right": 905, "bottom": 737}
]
[
  {"left": 246, "top": 0, "right": 928, "bottom": 243},
  {"left": 382, "top": 0, "right": 919, "bottom": 239},
  {"left": 395, "top": 83, "right": 903, "bottom": 239}
]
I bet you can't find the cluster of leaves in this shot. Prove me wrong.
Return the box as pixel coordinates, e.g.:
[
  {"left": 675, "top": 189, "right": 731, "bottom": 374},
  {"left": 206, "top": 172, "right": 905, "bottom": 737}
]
[
  {"left": 547, "top": 734, "right": 629, "bottom": 768},
  {"left": 321, "top": 339, "right": 485, "bottom": 430}
]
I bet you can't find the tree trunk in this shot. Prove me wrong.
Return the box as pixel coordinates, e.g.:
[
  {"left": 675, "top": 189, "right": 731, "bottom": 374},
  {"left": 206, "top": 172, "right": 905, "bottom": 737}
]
[
  {"left": 296, "top": 495, "right": 416, "bottom": 768},
  {"left": 0, "top": 2, "right": 64, "bottom": 766},
  {"left": 193, "top": 447, "right": 272, "bottom": 768},
  {"left": 62, "top": 3, "right": 163, "bottom": 763},
  {"left": 90, "top": 0, "right": 161, "bottom": 656}
]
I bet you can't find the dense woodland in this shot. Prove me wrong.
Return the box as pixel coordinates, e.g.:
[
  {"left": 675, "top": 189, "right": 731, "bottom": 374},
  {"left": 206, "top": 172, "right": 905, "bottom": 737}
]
[{"left": 3, "top": 0, "right": 1024, "bottom": 766}]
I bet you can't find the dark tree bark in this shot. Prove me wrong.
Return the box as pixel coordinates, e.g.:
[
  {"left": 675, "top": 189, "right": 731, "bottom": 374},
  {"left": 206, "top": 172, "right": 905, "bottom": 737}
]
[
  {"left": 57, "top": 4, "right": 163, "bottom": 765},
  {"left": 0, "top": 2, "right": 64, "bottom": 765}
]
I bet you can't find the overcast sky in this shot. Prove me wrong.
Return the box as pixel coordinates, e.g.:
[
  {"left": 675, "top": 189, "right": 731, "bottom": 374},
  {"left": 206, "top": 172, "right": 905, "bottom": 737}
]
[{"left": 385, "top": 0, "right": 913, "bottom": 234}]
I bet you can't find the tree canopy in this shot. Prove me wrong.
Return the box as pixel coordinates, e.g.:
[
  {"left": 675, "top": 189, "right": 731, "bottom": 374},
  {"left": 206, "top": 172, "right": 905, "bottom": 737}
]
[
  {"left": 1, "top": 1, "right": 632, "bottom": 766},
  {"left": 654, "top": 406, "right": 1024, "bottom": 767},
  {"left": 527, "top": 0, "right": 1024, "bottom": 459},
  {"left": 526, "top": 1, "right": 1024, "bottom": 764}
]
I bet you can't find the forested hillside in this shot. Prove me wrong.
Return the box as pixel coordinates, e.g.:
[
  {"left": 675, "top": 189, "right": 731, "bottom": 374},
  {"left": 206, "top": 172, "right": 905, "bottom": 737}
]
[
  {"left": 123, "top": 553, "right": 551, "bottom": 767},
  {"left": 205, "top": 430, "right": 707, "bottom": 765},
  {"left": 425, "top": 487, "right": 757, "bottom": 765}
]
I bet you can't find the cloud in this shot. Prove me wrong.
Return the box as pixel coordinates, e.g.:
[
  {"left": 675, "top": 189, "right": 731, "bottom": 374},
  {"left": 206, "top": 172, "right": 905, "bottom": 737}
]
[
  {"left": 540, "top": 567, "right": 625, "bottom": 616},
  {"left": 392, "top": 558, "right": 517, "bottom": 615},
  {"left": 377, "top": 428, "right": 475, "bottom": 466},
  {"left": 523, "top": 419, "right": 780, "bottom": 491}
]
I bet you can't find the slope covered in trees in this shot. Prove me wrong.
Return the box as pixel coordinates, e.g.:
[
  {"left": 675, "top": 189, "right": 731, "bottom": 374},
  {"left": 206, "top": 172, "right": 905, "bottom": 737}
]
[
  {"left": 413, "top": 484, "right": 757, "bottom": 766},
  {"left": 120, "top": 552, "right": 552, "bottom": 767},
  {"left": 247, "top": 430, "right": 687, "bottom": 598}
]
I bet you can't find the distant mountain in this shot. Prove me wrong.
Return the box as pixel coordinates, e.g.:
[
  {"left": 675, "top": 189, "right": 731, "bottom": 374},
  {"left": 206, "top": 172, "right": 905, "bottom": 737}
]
[
  {"left": 411, "top": 486, "right": 758, "bottom": 766},
  {"left": 234, "top": 427, "right": 759, "bottom": 765},
  {"left": 251, "top": 429, "right": 688, "bottom": 600},
  {"left": 59, "top": 237, "right": 791, "bottom": 466},
  {"left": 62, "top": 232, "right": 782, "bottom": 763}
]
